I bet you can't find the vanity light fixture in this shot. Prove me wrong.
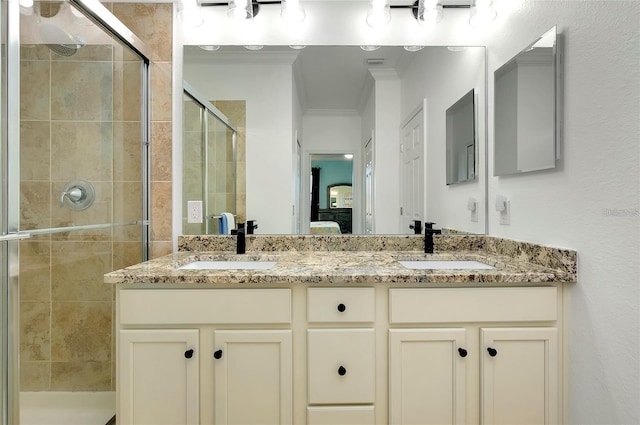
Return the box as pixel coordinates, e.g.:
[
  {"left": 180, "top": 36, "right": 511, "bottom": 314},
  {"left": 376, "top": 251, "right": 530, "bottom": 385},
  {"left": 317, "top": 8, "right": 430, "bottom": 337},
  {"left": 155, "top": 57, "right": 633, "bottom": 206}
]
[
  {"left": 469, "top": 0, "right": 496, "bottom": 27},
  {"left": 344, "top": 154, "right": 354, "bottom": 159},
  {"left": 202, "top": 0, "right": 306, "bottom": 23},
  {"left": 381, "top": 1, "right": 495, "bottom": 28},
  {"left": 366, "top": 0, "right": 391, "bottom": 27},
  {"left": 289, "top": 45, "right": 307, "bottom": 49},
  {"left": 416, "top": 0, "right": 443, "bottom": 26},
  {"left": 228, "top": 0, "right": 256, "bottom": 20},
  {"left": 404, "top": 45, "right": 425, "bottom": 52},
  {"left": 244, "top": 45, "right": 264, "bottom": 50},
  {"left": 199, "top": 45, "right": 221, "bottom": 51},
  {"left": 447, "top": 46, "right": 467, "bottom": 51},
  {"left": 360, "top": 45, "right": 381, "bottom": 52}
]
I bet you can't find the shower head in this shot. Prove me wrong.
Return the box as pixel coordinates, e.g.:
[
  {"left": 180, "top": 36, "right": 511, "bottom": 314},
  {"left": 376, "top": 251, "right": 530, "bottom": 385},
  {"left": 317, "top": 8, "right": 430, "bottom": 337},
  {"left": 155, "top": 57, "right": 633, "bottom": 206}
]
[
  {"left": 38, "top": 22, "right": 85, "bottom": 57},
  {"left": 46, "top": 43, "right": 81, "bottom": 57}
]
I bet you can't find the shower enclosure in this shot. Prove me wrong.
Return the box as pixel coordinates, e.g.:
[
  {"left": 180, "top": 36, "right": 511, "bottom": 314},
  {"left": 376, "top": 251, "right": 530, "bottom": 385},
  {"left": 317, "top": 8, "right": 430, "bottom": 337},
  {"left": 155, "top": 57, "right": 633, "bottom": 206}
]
[
  {"left": 183, "top": 83, "right": 237, "bottom": 235},
  {"left": 1, "top": 0, "right": 150, "bottom": 423}
]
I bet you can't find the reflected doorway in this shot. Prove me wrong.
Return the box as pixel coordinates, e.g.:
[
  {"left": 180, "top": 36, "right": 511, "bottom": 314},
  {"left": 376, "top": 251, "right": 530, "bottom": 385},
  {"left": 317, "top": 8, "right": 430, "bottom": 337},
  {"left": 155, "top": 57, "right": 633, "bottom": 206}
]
[{"left": 310, "top": 154, "right": 353, "bottom": 234}]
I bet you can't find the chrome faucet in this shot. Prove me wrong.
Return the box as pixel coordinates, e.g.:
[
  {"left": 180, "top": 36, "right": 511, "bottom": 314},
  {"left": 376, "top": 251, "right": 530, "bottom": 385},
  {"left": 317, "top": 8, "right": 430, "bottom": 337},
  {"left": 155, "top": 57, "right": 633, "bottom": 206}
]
[{"left": 424, "top": 222, "right": 441, "bottom": 254}]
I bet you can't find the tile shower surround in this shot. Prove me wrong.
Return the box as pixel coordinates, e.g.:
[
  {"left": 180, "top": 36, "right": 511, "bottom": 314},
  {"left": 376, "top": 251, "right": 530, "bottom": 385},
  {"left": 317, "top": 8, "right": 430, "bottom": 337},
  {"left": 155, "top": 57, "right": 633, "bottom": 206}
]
[{"left": 19, "top": 2, "right": 173, "bottom": 392}]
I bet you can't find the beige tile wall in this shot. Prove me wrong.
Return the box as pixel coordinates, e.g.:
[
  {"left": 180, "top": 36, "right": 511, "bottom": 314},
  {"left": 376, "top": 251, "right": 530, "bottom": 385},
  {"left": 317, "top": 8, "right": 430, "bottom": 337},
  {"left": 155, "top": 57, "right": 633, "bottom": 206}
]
[
  {"left": 19, "top": 2, "right": 172, "bottom": 392},
  {"left": 111, "top": 3, "right": 174, "bottom": 259}
]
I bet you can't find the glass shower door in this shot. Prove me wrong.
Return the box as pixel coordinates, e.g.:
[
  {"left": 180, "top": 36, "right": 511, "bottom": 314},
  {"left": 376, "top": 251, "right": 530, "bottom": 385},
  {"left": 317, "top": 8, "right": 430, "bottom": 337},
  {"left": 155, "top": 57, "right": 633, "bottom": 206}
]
[
  {"left": 183, "top": 85, "right": 237, "bottom": 235},
  {"left": 0, "top": 0, "right": 151, "bottom": 423}
]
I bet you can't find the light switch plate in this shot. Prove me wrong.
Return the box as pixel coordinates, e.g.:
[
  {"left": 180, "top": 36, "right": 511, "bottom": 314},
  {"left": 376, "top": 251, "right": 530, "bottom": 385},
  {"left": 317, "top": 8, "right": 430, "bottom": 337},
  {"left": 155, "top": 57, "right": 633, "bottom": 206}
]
[{"left": 187, "top": 200, "right": 203, "bottom": 224}]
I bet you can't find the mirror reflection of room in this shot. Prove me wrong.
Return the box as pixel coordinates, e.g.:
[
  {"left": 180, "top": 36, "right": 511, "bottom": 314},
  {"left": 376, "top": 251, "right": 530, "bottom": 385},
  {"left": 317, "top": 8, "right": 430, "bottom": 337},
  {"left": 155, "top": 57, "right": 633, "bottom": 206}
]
[
  {"left": 310, "top": 154, "right": 353, "bottom": 234},
  {"left": 183, "top": 45, "right": 486, "bottom": 235}
]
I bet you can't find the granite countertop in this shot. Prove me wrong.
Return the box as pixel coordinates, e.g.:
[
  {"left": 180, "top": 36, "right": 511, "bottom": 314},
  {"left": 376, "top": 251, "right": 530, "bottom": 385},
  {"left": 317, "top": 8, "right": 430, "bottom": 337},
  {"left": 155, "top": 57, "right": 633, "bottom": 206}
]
[{"left": 105, "top": 235, "right": 577, "bottom": 285}]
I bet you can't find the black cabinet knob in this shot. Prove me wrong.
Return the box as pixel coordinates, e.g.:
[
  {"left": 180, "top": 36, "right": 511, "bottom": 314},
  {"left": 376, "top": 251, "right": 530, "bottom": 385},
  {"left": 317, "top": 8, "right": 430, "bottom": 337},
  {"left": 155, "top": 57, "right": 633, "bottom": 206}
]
[
  {"left": 184, "top": 349, "right": 194, "bottom": 359},
  {"left": 487, "top": 347, "right": 498, "bottom": 357},
  {"left": 338, "top": 366, "right": 347, "bottom": 376},
  {"left": 458, "top": 348, "right": 468, "bottom": 358},
  {"left": 214, "top": 349, "right": 223, "bottom": 359},
  {"left": 337, "top": 303, "right": 346, "bottom": 312}
]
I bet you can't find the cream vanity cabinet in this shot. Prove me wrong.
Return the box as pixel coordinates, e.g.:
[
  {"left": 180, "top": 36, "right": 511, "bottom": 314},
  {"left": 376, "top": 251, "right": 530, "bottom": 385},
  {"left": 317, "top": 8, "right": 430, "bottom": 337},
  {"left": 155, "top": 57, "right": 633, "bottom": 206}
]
[
  {"left": 116, "top": 288, "right": 293, "bottom": 425},
  {"left": 389, "top": 286, "right": 561, "bottom": 425},
  {"left": 117, "top": 284, "right": 563, "bottom": 425}
]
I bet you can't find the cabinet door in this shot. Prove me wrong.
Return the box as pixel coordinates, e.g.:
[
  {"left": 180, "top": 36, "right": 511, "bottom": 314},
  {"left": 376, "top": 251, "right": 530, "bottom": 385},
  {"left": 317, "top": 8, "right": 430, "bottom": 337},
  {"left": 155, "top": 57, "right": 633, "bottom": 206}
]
[
  {"left": 213, "top": 330, "right": 292, "bottom": 425},
  {"left": 389, "top": 328, "right": 467, "bottom": 425},
  {"left": 481, "top": 327, "right": 559, "bottom": 425},
  {"left": 119, "top": 329, "right": 199, "bottom": 425}
]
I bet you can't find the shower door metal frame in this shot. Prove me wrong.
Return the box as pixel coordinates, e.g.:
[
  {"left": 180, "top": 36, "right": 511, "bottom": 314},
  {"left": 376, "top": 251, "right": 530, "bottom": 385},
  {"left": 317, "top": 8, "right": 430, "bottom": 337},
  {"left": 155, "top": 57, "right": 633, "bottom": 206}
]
[
  {"left": 183, "top": 81, "right": 238, "bottom": 234},
  {"left": 1, "top": 0, "right": 152, "bottom": 424}
]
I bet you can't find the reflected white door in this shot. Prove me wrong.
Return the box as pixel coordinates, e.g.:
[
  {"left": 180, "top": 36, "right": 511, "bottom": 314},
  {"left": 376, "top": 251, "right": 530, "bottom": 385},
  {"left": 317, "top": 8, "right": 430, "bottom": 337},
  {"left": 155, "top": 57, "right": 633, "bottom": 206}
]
[
  {"left": 364, "top": 138, "right": 374, "bottom": 234},
  {"left": 400, "top": 105, "right": 426, "bottom": 234}
]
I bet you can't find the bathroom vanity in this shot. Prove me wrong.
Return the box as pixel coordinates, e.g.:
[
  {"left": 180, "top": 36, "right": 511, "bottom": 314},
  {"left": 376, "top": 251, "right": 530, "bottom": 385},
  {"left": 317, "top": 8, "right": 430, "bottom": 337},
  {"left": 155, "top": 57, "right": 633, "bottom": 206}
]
[{"left": 106, "top": 235, "right": 576, "bottom": 425}]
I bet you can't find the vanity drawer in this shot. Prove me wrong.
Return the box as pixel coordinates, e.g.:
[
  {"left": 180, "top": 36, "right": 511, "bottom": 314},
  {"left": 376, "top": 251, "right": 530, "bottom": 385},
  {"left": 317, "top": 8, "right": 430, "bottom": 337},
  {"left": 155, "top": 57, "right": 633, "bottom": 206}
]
[
  {"left": 308, "top": 287, "right": 375, "bottom": 323},
  {"left": 307, "top": 406, "right": 375, "bottom": 425},
  {"left": 308, "top": 329, "right": 375, "bottom": 404},
  {"left": 119, "top": 289, "right": 291, "bottom": 325},
  {"left": 389, "top": 287, "right": 557, "bottom": 323}
]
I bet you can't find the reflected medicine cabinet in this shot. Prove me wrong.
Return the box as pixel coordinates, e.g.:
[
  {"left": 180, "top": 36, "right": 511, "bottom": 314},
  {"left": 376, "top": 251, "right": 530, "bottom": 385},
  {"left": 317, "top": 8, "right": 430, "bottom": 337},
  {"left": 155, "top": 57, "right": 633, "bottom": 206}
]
[
  {"left": 446, "top": 89, "right": 476, "bottom": 185},
  {"left": 494, "top": 26, "right": 562, "bottom": 176}
]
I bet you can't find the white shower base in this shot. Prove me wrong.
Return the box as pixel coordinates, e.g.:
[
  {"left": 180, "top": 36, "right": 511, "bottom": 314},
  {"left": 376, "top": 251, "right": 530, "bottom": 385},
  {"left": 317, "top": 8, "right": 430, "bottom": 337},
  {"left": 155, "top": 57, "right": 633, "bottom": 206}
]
[{"left": 20, "top": 392, "right": 115, "bottom": 425}]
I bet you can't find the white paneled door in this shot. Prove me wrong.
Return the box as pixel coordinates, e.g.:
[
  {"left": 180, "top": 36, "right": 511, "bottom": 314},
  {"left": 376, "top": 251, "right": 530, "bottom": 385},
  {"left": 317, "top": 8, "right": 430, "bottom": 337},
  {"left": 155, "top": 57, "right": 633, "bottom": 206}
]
[{"left": 400, "top": 103, "right": 426, "bottom": 234}]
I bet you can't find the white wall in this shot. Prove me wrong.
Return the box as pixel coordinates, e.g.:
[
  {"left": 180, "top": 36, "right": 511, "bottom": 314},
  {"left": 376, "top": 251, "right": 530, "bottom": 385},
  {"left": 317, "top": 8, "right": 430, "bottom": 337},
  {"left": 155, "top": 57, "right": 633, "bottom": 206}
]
[
  {"left": 483, "top": 2, "right": 640, "bottom": 424},
  {"left": 183, "top": 61, "right": 295, "bottom": 233},
  {"left": 371, "top": 70, "right": 402, "bottom": 234},
  {"left": 176, "top": 1, "right": 640, "bottom": 422},
  {"left": 400, "top": 47, "right": 486, "bottom": 234}
]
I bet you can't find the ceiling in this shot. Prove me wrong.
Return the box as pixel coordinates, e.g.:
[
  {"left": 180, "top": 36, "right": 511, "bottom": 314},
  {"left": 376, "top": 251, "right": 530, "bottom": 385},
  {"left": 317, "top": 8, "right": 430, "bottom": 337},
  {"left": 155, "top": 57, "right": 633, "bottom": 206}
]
[{"left": 183, "top": 45, "right": 417, "bottom": 112}]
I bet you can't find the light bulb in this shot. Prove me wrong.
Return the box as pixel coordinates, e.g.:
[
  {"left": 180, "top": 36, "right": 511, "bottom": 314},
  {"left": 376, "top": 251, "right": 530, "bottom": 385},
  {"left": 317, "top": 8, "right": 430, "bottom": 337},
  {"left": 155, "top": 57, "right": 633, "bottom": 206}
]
[
  {"left": 469, "top": 0, "right": 497, "bottom": 27},
  {"left": 281, "top": 0, "right": 305, "bottom": 23},
  {"left": 416, "top": 0, "right": 442, "bottom": 26},
  {"left": 366, "top": 0, "right": 391, "bottom": 27}
]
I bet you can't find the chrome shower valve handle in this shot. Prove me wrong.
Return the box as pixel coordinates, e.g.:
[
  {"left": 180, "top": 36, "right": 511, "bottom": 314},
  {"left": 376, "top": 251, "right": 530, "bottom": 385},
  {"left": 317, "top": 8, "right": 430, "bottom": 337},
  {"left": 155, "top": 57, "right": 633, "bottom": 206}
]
[
  {"left": 60, "top": 179, "right": 96, "bottom": 211},
  {"left": 60, "top": 187, "right": 85, "bottom": 206}
]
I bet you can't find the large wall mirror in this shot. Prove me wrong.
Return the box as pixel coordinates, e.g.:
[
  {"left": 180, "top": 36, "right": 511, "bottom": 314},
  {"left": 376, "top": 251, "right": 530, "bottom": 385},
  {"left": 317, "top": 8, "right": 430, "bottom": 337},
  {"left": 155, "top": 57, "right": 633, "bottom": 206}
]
[
  {"left": 494, "top": 26, "right": 561, "bottom": 176},
  {"left": 183, "top": 45, "right": 487, "bottom": 235}
]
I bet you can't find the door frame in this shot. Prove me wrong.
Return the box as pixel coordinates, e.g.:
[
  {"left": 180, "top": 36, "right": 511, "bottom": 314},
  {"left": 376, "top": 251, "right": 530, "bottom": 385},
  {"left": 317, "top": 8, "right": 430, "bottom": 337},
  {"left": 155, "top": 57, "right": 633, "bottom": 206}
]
[{"left": 301, "top": 149, "right": 360, "bottom": 234}]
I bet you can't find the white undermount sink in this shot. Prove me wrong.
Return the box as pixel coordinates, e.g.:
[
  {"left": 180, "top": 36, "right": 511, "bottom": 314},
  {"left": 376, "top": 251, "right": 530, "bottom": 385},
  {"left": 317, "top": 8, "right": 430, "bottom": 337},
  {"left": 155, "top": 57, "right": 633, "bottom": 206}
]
[
  {"left": 398, "top": 260, "right": 494, "bottom": 270},
  {"left": 179, "top": 261, "right": 277, "bottom": 270}
]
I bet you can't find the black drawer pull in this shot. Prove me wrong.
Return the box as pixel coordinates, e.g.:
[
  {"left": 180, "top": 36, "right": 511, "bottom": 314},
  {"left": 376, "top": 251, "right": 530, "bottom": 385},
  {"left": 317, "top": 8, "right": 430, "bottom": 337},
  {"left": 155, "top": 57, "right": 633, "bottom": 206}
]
[
  {"left": 487, "top": 347, "right": 498, "bottom": 357},
  {"left": 214, "top": 349, "right": 223, "bottom": 359},
  {"left": 338, "top": 366, "right": 347, "bottom": 376},
  {"left": 337, "top": 303, "right": 346, "bottom": 312},
  {"left": 457, "top": 348, "right": 468, "bottom": 358},
  {"left": 184, "top": 349, "right": 194, "bottom": 359}
]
